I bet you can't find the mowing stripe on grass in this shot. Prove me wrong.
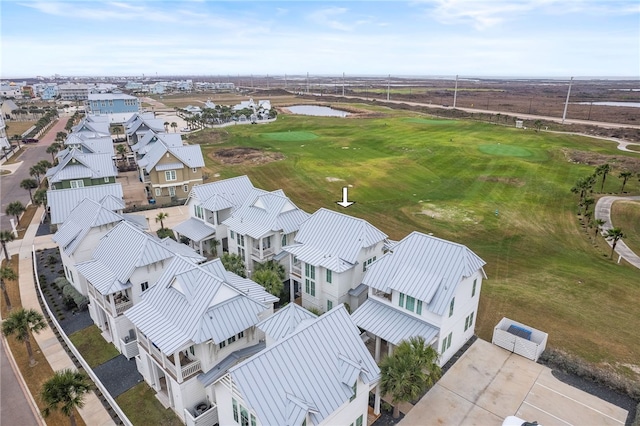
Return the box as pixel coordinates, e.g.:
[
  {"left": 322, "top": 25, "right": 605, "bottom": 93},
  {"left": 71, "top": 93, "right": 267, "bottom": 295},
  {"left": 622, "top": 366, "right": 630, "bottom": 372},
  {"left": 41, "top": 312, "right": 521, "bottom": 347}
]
[
  {"left": 261, "top": 131, "right": 318, "bottom": 141},
  {"left": 478, "top": 144, "right": 533, "bottom": 157}
]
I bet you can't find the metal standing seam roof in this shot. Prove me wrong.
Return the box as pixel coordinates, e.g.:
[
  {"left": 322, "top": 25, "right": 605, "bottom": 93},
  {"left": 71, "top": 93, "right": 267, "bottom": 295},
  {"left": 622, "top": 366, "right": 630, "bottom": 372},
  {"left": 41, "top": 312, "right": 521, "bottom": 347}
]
[
  {"left": 222, "top": 272, "right": 279, "bottom": 306},
  {"left": 125, "top": 256, "right": 270, "bottom": 355},
  {"left": 363, "top": 231, "right": 486, "bottom": 317},
  {"left": 73, "top": 120, "right": 110, "bottom": 135},
  {"left": 282, "top": 208, "right": 388, "bottom": 272},
  {"left": 173, "top": 218, "right": 216, "bottom": 242},
  {"left": 158, "top": 237, "right": 206, "bottom": 263},
  {"left": 47, "top": 184, "right": 124, "bottom": 225},
  {"left": 155, "top": 162, "right": 185, "bottom": 171},
  {"left": 351, "top": 298, "right": 440, "bottom": 346},
  {"left": 226, "top": 305, "right": 380, "bottom": 426},
  {"left": 256, "top": 303, "right": 317, "bottom": 342},
  {"left": 46, "top": 150, "right": 117, "bottom": 183},
  {"left": 222, "top": 190, "right": 310, "bottom": 239},
  {"left": 52, "top": 198, "right": 125, "bottom": 255},
  {"left": 189, "top": 175, "right": 255, "bottom": 212},
  {"left": 138, "top": 141, "right": 204, "bottom": 170}
]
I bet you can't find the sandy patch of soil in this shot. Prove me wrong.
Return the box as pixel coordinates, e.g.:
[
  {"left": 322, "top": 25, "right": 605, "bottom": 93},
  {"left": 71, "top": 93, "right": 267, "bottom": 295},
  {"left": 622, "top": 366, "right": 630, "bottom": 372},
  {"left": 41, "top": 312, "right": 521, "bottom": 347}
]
[
  {"left": 325, "top": 177, "right": 344, "bottom": 182},
  {"left": 563, "top": 149, "right": 640, "bottom": 171},
  {"left": 478, "top": 176, "right": 526, "bottom": 186},
  {"left": 416, "top": 203, "right": 480, "bottom": 223},
  {"left": 211, "top": 147, "right": 284, "bottom": 165}
]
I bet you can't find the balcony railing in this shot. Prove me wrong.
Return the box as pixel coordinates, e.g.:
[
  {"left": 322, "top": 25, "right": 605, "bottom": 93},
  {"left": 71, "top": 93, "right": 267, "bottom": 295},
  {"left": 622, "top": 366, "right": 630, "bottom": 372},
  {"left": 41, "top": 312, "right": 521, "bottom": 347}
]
[
  {"left": 372, "top": 289, "right": 392, "bottom": 302},
  {"left": 291, "top": 263, "right": 302, "bottom": 278},
  {"left": 181, "top": 359, "right": 202, "bottom": 380},
  {"left": 115, "top": 299, "right": 133, "bottom": 315},
  {"left": 251, "top": 246, "right": 275, "bottom": 259}
]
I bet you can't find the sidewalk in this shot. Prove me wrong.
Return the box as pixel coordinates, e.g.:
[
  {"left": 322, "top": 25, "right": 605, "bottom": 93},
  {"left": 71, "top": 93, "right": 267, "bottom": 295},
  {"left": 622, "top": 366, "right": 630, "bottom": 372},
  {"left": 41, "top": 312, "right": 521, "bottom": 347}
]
[
  {"left": 594, "top": 195, "right": 640, "bottom": 269},
  {"left": 12, "top": 205, "right": 116, "bottom": 426}
]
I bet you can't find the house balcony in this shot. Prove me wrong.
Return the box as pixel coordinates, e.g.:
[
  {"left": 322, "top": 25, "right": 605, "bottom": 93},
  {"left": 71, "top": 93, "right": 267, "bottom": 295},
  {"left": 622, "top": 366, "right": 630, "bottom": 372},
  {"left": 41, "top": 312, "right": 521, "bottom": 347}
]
[
  {"left": 184, "top": 402, "right": 218, "bottom": 426},
  {"left": 372, "top": 289, "right": 392, "bottom": 302},
  {"left": 291, "top": 262, "right": 302, "bottom": 279},
  {"left": 251, "top": 246, "right": 274, "bottom": 261},
  {"left": 143, "top": 337, "right": 203, "bottom": 383}
]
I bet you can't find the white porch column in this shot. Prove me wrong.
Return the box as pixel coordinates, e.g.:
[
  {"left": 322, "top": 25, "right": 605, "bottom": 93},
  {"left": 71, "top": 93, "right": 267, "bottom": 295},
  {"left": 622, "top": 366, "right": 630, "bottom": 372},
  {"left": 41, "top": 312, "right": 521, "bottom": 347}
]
[
  {"left": 375, "top": 336, "right": 381, "bottom": 363},
  {"left": 374, "top": 383, "right": 381, "bottom": 415},
  {"left": 259, "top": 237, "right": 264, "bottom": 258},
  {"left": 199, "top": 240, "right": 203, "bottom": 255},
  {"left": 388, "top": 342, "right": 394, "bottom": 357},
  {"left": 174, "top": 350, "right": 182, "bottom": 383}
]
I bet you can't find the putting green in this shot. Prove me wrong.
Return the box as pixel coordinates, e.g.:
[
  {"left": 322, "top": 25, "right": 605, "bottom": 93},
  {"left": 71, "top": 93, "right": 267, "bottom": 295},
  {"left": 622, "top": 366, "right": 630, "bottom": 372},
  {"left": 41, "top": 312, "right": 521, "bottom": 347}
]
[
  {"left": 478, "top": 144, "right": 533, "bottom": 157},
  {"left": 405, "top": 118, "right": 456, "bottom": 125},
  {"left": 261, "top": 131, "right": 318, "bottom": 141}
]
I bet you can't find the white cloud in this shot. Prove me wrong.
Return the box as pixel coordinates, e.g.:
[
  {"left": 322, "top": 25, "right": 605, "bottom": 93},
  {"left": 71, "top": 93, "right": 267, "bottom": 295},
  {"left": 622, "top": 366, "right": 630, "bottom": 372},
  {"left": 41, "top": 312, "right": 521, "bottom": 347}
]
[{"left": 307, "top": 6, "right": 355, "bottom": 31}]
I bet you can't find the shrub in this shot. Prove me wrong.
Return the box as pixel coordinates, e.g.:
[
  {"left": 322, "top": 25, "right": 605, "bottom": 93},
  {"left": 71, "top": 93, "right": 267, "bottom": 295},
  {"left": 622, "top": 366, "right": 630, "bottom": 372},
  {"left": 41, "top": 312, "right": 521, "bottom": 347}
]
[
  {"left": 156, "top": 228, "right": 176, "bottom": 241},
  {"left": 54, "top": 277, "right": 69, "bottom": 291},
  {"left": 61, "top": 281, "right": 88, "bottom": 311},
  {"left": 62, "top": 295, "right": 76, "bottom": 310},
  {"left": 47, "top": 254, "right": 58, "bottom": 265},
  {"left": 632, "top": 402, "right": 640, "bottom": 426}
]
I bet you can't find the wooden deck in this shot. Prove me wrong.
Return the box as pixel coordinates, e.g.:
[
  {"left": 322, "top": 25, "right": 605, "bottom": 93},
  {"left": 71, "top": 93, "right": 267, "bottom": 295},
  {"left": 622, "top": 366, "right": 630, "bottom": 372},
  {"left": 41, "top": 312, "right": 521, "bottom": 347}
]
[{"left": 367, "top": 405, "right": 381, "bottom": 426}]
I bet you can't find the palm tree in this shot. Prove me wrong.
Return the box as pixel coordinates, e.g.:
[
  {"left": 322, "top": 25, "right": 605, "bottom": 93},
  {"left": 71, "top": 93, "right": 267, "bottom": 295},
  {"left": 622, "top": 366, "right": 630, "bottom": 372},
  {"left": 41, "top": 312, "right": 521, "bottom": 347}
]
[
  {"left": 155, "top": 212, "right": 168, "bottom": 229},
  {"left": 254, "top": 260, "right": 286, "bottom": 281},
  {"left": 55, "top": 131, "right": 68, "bottom": 142},
  {"left": 618, "top": 171, "right": 633, "bottom": 193},
  {"left": 380, "top": 336, "right": 441, "bottom": 418},
  {"left": 605, "top": 227, "right": 625, "bottom": 259},
  {"left": 41, "top": 369, "right": 91, "bottom": 426},
  {"left": 20, "top": 178, "right": 38, "bottom": 203},
  {"left": 593, "top": 218, "right": 606, "bottom": 237},
  {"left": 0, "top": 230, "right": 15, "bottom": 262},
  {"left": 116, "top": 144, "right": 127, "bottom": 168},
  {"left": 6, "top": 201, "right": 25, "bottom": 224},
  {"left": 164, "top": 121, "right": 169, "bottom": 132},
  {"left": 30, "top": 164, "right": 44, "bottom": 185},
  {"left": 1, "top": 308, "right": 47, "bottom": 366},
  {"left": 33, "top": 189, "right": 47, "bottom": 208},
  {"left": 581, "top": 197, "right": 594, "bottom": 216},
  {"left": 0, "top": 266, "right": 17, "bottom": 311},
  {"left": 221, "top": 253, "right": 247, "bottom": 278},
  {"left": 252, "top": 269, "right": 283, "bottom": 297},
  {"left": 595, "top": 163, "right": 611, "bottom": 193},
  {"left": 170, "top": 122, "right": 178, "bottom": 133},
  {"left": 570, "top": 175, "right": 596, "bottom": 206},
  {"left": 46, "top": 142, "right": 62, "bottom": 163}
]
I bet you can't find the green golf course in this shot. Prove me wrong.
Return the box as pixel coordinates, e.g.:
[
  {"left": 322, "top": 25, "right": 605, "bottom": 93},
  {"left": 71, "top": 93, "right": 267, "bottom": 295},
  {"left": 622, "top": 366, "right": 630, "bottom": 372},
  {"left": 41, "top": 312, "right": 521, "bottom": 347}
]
[{"left": 194, "top": 106, "right": 640, "bottom": 378}]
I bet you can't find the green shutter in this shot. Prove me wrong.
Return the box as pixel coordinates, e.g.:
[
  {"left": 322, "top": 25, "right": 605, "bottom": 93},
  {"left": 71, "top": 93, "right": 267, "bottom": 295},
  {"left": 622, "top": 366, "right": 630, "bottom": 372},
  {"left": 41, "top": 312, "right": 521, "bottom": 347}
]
[
  {"left": 399, "top": 293, "right": 404, "bottom": 307},
  {"left": 416, "top": 300, "right": 422, "bottom": 315}
]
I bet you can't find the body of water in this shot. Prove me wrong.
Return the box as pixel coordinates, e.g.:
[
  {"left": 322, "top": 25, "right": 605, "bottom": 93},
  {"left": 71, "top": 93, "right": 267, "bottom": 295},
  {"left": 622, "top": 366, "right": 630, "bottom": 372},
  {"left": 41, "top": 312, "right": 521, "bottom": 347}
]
[
  {"left": 287, "top": 105, "right": 349, "bottom": 117},
  {"left": 576, "top": 101, "right": 640, "bottom": 108}
]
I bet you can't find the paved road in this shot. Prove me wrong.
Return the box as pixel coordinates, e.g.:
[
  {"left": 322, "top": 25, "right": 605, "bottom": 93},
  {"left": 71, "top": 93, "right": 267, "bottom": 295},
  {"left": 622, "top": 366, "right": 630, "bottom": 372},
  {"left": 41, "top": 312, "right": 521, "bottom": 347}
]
[
  {"left": 595, "top": 195, "right": 640, "bottom": 269},
  {"left": 0, "top": 338, "right": 39, "bottom": 426},
  {"left": 0, "top": 118, "right": 67, "bottom": 232}
]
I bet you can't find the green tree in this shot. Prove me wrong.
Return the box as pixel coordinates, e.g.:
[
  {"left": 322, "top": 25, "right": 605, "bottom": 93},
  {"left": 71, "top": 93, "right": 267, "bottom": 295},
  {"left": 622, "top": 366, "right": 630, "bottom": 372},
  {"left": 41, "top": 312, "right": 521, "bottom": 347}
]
[
  {"left": 55, "top": 131, "right": 68, "bottom": 142},
  {"left": 1, "top": 308, "right": 47, "bottom": 366},
  {"left": 171, "top": 122, "right": 178, "bottom": 133},
  {"left": 33, "top": 189, "right": 47, "bottom": 208},
  {"left": 581, "top": 197, "right": 594, "bottom": 216},
  {"left": 380, "top": 336, "right": 442, "bottom": 418},
  {"left": 41, "top": 369, "right": 91, "bottom": 426},
  {"left": 618, "top": 171, "right": 633, "bottom": 193},
  {"left": 164, "top": 121, "right": 169, "bottom": 132},
  {"left": 0, "top": 266, "right": 17, "bottom": 311},
  {"left": 533, "top": 120, "right": 543, "bottom": 132},
  {"left": 20, "top": 178, "right": 38, "bottom": 203},
  {"left": 593, "top": 218, "right": 606, "bottom": 237},
  {"left": 0, "top": 230, "right": 15, "bottom": 262},
  {"left": 46, "top": 142, "right": 62, "bottom": 163},
  {"left": 155, "top": 212, "right": 168, "bottom": 229},
  {"left": 30, "top": 164, "right": 45, "bottom": 185},
  {"left": 595, "top": 163, "right": 611, "bottom": 193},
  {"left": 221, "top": 253, "right": 247, "bottom": 278},
  {"left": 116, "top": 144, "right": 127, "bottom": 167},
  {"left": 252, "top": 268, "right": 283, "bottom": 297},
  {"left": 254, "top": 259, "right": 286, "bottom": 281},
  {"left": 605, "top": 227, "right": 625, "bottom": 259},
  {"left": 570, "top": 175, "right": 596, "bottom": 206},
  {"left": 6, "top": 201, "right": 25, "bottom": 224}
]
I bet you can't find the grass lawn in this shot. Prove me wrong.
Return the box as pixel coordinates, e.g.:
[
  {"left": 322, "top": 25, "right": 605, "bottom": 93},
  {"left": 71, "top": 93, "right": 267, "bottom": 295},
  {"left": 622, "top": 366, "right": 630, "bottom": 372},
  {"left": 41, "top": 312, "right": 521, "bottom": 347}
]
[
  {"left": 4, "top": 120, "right": 38, "bottom": 138},
  {"left": 198, "top": 106, "right": 640, "bottom": 378},
  {"left": 611, "top": 200, "right": 640, "bottom": 255},
  {"left": 116, "top": 382, "right": 182, "bottom": 426},
  {"left": 69, "top": 325, "right": 119, "bottom": 368}
]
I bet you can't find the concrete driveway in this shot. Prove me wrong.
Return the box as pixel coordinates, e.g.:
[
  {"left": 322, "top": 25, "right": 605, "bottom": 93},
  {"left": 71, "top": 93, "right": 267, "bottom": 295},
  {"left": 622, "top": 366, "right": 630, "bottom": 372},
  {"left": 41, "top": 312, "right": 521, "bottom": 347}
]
[{"left": 400, "top": 339, "right": 628, "bottom": 426}]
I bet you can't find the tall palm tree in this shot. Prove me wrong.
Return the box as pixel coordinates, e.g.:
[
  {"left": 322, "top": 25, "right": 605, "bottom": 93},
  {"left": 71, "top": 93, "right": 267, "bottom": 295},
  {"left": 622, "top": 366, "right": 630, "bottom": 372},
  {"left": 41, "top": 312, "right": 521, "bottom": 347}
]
[
  {"left": 155, "top": 212, "right": 168, "bottom": 229},
  {"left": 380, "top": 336, "right": 441, "bottom": 418},
  {"left": 1, "top": 308, "right": 47, "bottom": 366},
  {"left": 618, "top": 171, "right": 633, "bottom": 193},
  {"left": 593, "top": 218, "right": 606, "bottom": 237},
  {"left": 116, "top": 144, "right": 127, "bottom": 168},
  {"left": 46, "top": 142, "right": 62, "bottom": 163},
  {"left": 595, "top": 163, "right": 611, "bottom": 193},
  {"left": 33, "top": 189, "right": 47, "bottom": 208},
  {"left": 20, "top": 178, "right": 38, "bottom": 203},
  {"left": 605, "top": 227, "right": 625, "bottom": 259},
  {"left": 170, "top": 122, "right": 178, "bottom": 133},
  {"left": 0, "top": 266, "right": 17, "bottom": 311},
  {"left": 163, "top": 121, "right": 169, "bottom": 132},
  {"left": 254, "top": 260, "right": 286, "bottom": 281},
  {"left": 0, "top": 230, "right": 15, "bottom": 262},
  {"left": 570, "top": 175, "right": 595, "bottom": 206},
  {"left": 30, "top": 164, "right": 44, "bottom": 185},
  {"left": 581, "top": 197, "right": 594, "bottom": 216},
  {"left": 221, "top": 253, "right": 247, "bottom": 278},
  {"left": 55, "top": 131, "right": 68, "bottom": 142},
  {"left": 6, "top": 201, "right": 25, "bottom": 224},
  {"left": 41, "top": 369, "right": 91, "bottom": 426}
]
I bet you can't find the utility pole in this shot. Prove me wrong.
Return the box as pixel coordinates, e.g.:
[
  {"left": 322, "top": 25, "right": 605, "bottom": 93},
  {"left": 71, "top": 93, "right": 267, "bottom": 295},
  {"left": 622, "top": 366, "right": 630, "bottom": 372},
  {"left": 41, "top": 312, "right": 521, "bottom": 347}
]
[
  {"left": 453, "top": 74, "right": 459, "bottom": 108},
  {"left": 562, "top": 76, "right": 574, "bottom": 124},
  {"left": 306, "top": 72, "right": 309, "bottom": 94},
  {"left": 285, "top": 74, "right": 287, "bottom": 89},
  {"left": 387, "top": 74, "right": 390, "bottom": 101},
  {"left": 342, "top": 72, "right": 345, "bottom": 96}
]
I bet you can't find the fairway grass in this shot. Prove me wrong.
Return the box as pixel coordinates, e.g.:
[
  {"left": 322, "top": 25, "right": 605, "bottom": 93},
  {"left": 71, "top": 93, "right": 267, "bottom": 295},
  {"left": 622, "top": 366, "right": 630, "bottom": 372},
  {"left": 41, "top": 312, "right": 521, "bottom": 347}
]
[
  {"left": 261, "top": 131, "right": 318, "bottom": 141},
  {"left": 198, "top": 109, "right": 640, "bottom": 377},
  {"left": 611, "top": 200, "right": 640, "bottom": 255}
]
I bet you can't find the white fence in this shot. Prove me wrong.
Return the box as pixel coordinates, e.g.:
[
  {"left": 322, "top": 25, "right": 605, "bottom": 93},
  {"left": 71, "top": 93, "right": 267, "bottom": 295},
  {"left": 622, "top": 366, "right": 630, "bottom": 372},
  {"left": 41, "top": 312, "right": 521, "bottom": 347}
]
[
  {"left": 492, "top": 317, "right": 548, "bottom": 362},
  {"left": 32, "top": 246, "right": 132, "bottom": 426}
]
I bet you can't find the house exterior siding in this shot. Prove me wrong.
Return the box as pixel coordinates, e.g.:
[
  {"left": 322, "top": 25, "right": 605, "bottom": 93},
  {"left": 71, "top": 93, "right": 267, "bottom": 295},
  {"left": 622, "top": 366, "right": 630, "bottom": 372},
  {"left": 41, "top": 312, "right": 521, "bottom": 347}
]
[
  {"left": 147, "top": 153, "right": 203, "bottom": 204},
  {"left": 52, "top": 176, "right": 116, "bottom": 190}
]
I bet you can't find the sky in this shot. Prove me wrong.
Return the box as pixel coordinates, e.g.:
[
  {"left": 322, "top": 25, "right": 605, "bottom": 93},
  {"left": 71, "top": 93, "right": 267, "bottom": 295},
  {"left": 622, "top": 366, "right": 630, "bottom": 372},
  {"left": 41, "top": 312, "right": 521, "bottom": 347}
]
[{"left": 1, "top": 0, "right": 639, "bottom": 78}]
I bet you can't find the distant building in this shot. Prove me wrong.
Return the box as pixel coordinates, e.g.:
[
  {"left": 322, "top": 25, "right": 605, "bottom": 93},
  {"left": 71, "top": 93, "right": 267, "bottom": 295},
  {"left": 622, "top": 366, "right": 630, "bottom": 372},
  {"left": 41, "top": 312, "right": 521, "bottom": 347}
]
[
  {"left": 0, "top": 85, "right": 22, "bottom": 98},
  {"left": 41, "top": 84, "right": 59, "bottom": 100},
  {"left": 0, "top": 115, "right": 10, "bottom": 150},
  {"left": 58, "top": 83, "right": 89, "bottom": 101},
  {"left": 86, "top": 93, "right": 140, "bottom": 123},
  {"left": 21, "top": 86, "right": 35, "bottom": 98}
]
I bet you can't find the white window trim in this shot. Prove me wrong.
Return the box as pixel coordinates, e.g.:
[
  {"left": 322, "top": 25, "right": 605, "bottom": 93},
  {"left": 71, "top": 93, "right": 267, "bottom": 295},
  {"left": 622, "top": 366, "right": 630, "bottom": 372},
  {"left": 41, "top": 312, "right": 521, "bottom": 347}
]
[{"left": 165, "top": 170, "right": 177, "bottom": 181}]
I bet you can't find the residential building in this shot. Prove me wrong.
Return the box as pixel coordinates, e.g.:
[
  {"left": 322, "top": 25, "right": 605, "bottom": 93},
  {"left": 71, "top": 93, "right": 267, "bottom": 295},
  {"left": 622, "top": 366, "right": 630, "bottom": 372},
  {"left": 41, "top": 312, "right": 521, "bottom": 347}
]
[
  {"left": 45, "top": 148, "right": 117, "bottom": 190},
  {"left": 59, "top": 133, "right": 114, "bottom": 156},
  {"left": 0, "top": 114, "right": 10, "bottom": 151},
  {"left": 352, "top": 231, "right": 486, "bottom": 366},
  {"left": 174, "top": 176, "right": 256, "bottom": 256},
  {"left": 224, "top": 189, "right": 310, "bottom": 271},
  {"left": 86, "top": 93, "right": 140, "bottom": 123},
  {"left": 131, "top": 131, "right": 182, "bottom": 159},
  {"left": 137, "top": 140, "right": 204, "bottom": 205},
  {"left": 76, "top": 221, "right": 205, "bottom": 357},
  {"left": 72, "top": 117, "right": 111, "bottom": 138},
  {"left": 0, "top": 85, "right": 22, "bottom": 98},
  {"left": 213, "top": 305, "right": 381, "bottom": 426},
  {"left": 21, "top": 86, "right": 35, "bottom": 98},
  {"left": 47, "top": 184, "right": 124, "bottom": 226},
  {"left": 40, "top": 84, "right": 59, "bottom": 100},
  {"left": 58, "top": 83, "right": 89, "bottom": 101},
  {"left": 125, "top": 255, "right": 277, "bottom": 423},
  {"left": 282, "top": 208, "right": 388, "bottom": 313},
  {"left": 1, "top": 100, "right": 19, "bottom": 119},
  {"left": 125, "top": 113, "right": 165, "bottom": 145}
]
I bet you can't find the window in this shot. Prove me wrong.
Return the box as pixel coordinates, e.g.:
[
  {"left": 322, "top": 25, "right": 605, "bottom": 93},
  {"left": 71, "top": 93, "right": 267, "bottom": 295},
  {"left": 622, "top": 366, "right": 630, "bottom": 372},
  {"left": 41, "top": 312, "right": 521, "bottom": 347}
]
[
  {"left": 405, "top": 295, "right": 415, "bottom": 312},
  {"left": 363, "top": 256, "right": 377, "bottom": 272},
  {"left": 305, "top": 279, "right": 315, "bottom": 297},
  {"left": 449, "top": 298, "right": 455, "bottom": 317},
  {"left": 350, "top": 381, "right": 357, "bottom": 402},
  {"left": 165, "top": 170, "right": 177, "bottom": 181},
  {"left": 398, "top": 292, "right": 405, "bottom": 307},
  {"left": 326, "top": 269, "right": 332, "bottom": 283},
  {"left": 183, "top": 184, "right": 188, "bottom": 193},
  {"left": 141, "top": 282, "right": 149, "bottom": 292},
  {"left": 155, "top": 188, "right": 161, "bottom": 196},
  {"left": 237, "top": 233, "right": 245, "bottom": 247},
  {"left": 305, "top": 264, "right": 315, "bottom": 279},
  {"left": 228, "top": 335, "right": 236, "bottom": 344},
  {"left": 441, "top": 332, "right": 452, "bottom": 353},
  {"left": 281, "top": 234, "right": 287, "bottom": 247},
  {"left": 465, "top": 312, "right": 475, "bottom": 331},
  {"left": 251, "top": 415, "right": 256, "bottom": 426},
  {"left": 327, "top": 300, "right": 333, "bottom": 311},
  {"left": 356, "top": 415, "right": 363, "bottom": 426},
  {"left": 189, "top": 345, "right": 195, "bottom": 355},
  {"left": 230, "top": 230, "right": 235, "bottom": 239},
  {"left": 237, "top": 247, "right": 245, "bottom": 259},
  {"left": 192, "top": 167, "right": 198, "bottom": 173},
  {"left": 472, "top": 279, "right": 477, "bottom": 297},
  {"left": 195, "top": 205, "right": 204, "bottom": 219},
  {"left": 219, "top": 341, "right": 226, "bottom": 349},
  {"left": 232, "top": 399, "right": 238, "bottom": 422},
  {"left": 237, "top": 331, "right": 244, "bottom": 339},
  {"left": 70, "top": 180, "right": 84, "bottom": 188},
  {"left": 168, "top": 186, "right": 176, "bottom": 197},
  {"left": 416, "top": 300, "right": 422, "bottom": 315},
  {"left": 240, "top": 407, "right": 249, "bottom": 426}
]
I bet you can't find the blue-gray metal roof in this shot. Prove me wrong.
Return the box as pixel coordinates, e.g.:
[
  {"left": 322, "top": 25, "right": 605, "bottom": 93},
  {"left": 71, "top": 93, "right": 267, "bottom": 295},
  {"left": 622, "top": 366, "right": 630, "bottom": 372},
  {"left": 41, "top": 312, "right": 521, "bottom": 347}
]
[
  {"left": 363, "top": 231, "right": 486, "bottom": 316},
  {"left": 198, "top": 341, "right": 265, "bottom": 387},
  {"left": 351, "top": 298, "right": 439, "bottom": 346},
  {"left": 282, "top": 208, "right": 387, "bottom": 272},
  {"left": 46, "top": 150, "right": 116, "bottom": 183},
  {"left": 138, "top": 141, "right": 204, "bottom": 170},
  {"left": 173, "top": 218, "right": 216, "bottom": 242},
  {"left": 47, "top": 184, "right": 124, "bottom": 225},
  {"left": 189, "top": 175, "right": 255, "bottom": 213},
  {"left": 256, "top": 303, "right": 317, "bottom": 342},
  {"left": 227, "top": 305, "right": 380, "bottom": 426},
  {"left": 125, "top": 255, "right": 270, "bottom": 354},
  {"left": 223, "top": 190, "right": 310, "bottom": 239}
]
